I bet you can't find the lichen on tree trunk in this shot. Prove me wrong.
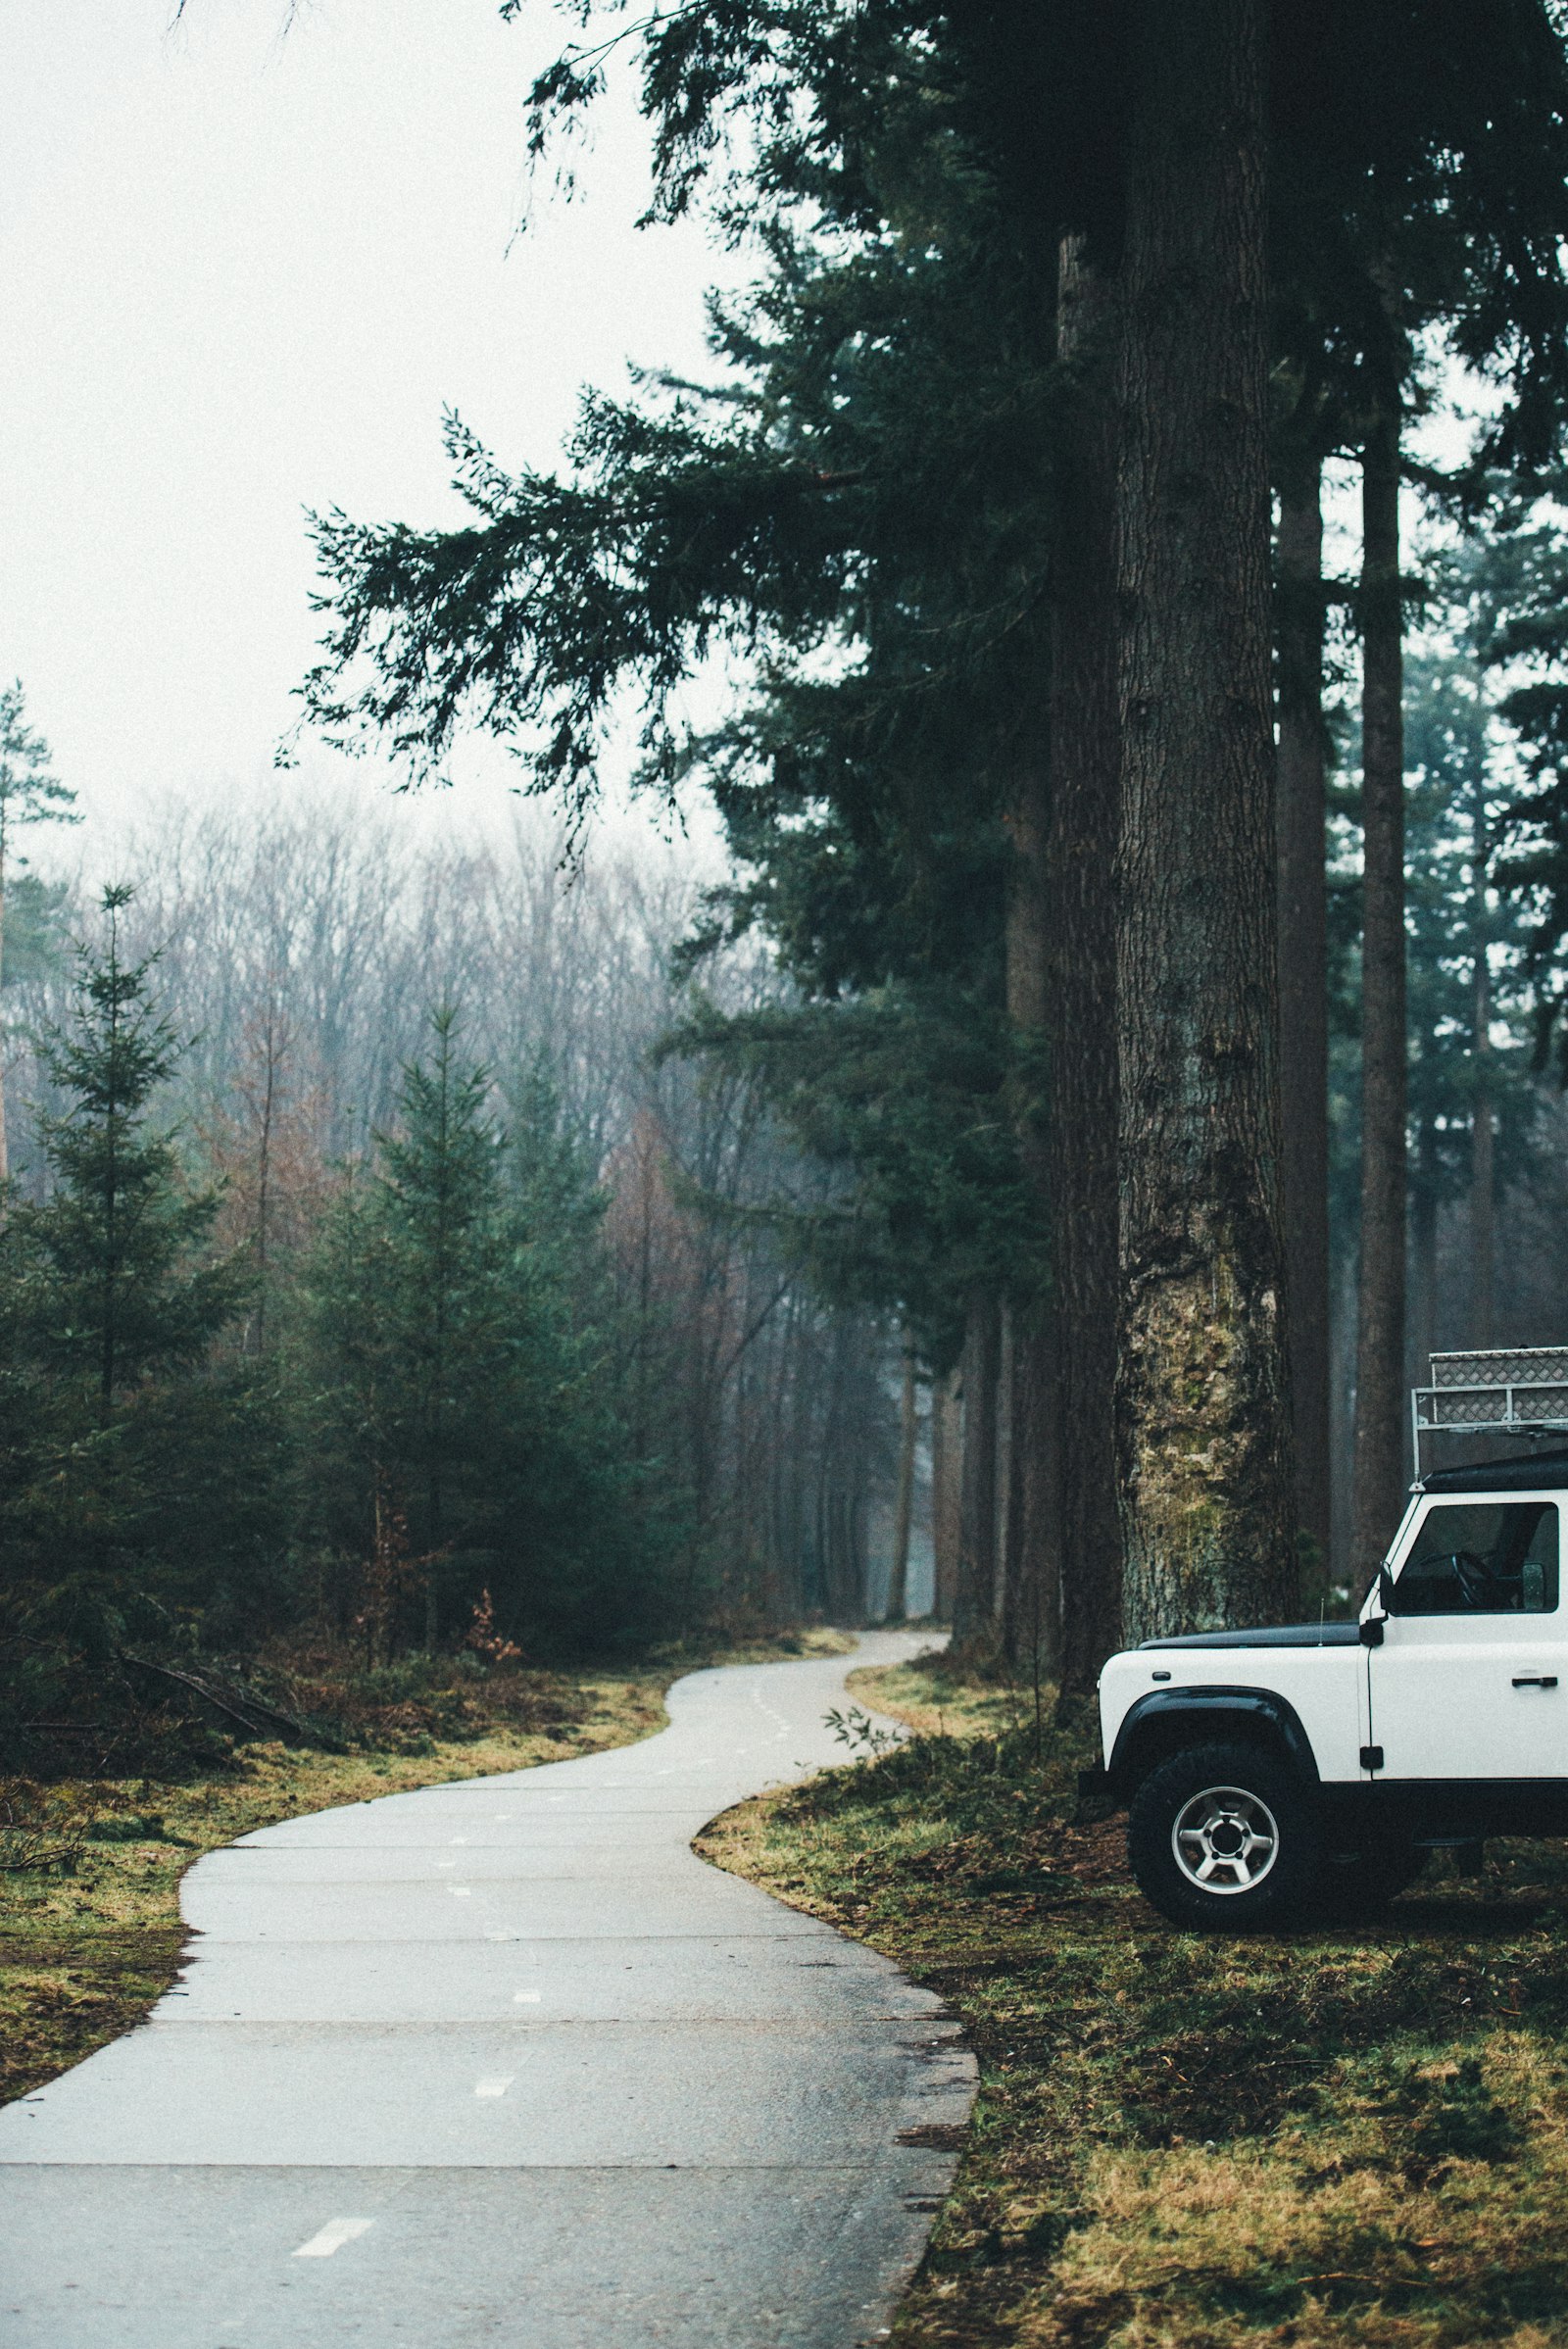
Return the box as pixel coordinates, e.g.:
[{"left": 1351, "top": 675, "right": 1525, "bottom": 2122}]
[{"left": 1119, "top": 1249, "right": 1291, "bottom": 1641}]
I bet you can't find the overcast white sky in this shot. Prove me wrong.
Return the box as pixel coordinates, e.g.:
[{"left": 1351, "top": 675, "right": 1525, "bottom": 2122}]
[{"left": 1, "top": 0, "right": 741, "bottom": 867}]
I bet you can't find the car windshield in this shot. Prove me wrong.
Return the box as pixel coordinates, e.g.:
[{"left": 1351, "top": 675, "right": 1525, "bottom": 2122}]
[{"left": 1391, "top": 1500, "right": 1559, "bottom": 1616}]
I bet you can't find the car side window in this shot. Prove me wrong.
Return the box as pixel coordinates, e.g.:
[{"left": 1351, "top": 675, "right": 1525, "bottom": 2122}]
[{"left": 1393, "top": 1501, "right": 1559, "bottom": 1617}]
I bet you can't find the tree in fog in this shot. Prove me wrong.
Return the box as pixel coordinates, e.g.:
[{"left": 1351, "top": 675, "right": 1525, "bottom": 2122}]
[
  {"left": 0, "top": 800, "right": 906, "bottom": 1690},
  {"left": 0, "top": 889, "right": 277, "bottom": 1708},
  {"left": 303, "top": 1008, "right": 666, "bottom": 1655},
  {"left": 0, "top": 679, "right": 77, "bottom": 1184}
]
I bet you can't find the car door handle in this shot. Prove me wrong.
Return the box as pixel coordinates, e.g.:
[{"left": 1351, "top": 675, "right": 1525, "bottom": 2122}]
[{"left": 1512, "top": 1675, "right": 1559, "bottom": 1688}]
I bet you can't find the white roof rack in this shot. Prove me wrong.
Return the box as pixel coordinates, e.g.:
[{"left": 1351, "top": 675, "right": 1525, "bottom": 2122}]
[{"left": 1412, "top": 1347, "right": 1568, "bottom": 1478}]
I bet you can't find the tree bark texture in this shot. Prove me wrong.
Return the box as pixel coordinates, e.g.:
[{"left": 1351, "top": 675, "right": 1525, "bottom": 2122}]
[
  {"left": 993, "top": 1298, "right": 1016, "bottom": 1628},
  {"left": 1275, "top": 465, "right": 1332, "bottom": 1584},
  {"left": 930, "top": 1368, "right": 962, "bottom": 1619},
  {"left": 1472, "top": 855, "right": 1494, "bottom": 1349},
  {"left": 1113, "top": 0, "right": 1297, "bottom": 1641},
  {"left": 954, "top": 1297, "right": 1002, "bottom": 1656},
  {"left": 1411, "top": 1124, "right": 1438, "bottom": 1385},
  {"left": 885, "top": 1331, "right": 916, "bottom": 1622},
  {"left": 1350, "top": 406, "right": 1407, "bottom": 1580},
  {"left": 1003, "top": 718, "right": 1063, "bottom": 1674},
  {"left": 0, "top": 834, "right": 10, "bottom": 1190},
  {"left": 1049, "top": 236, "right": 1123, "bottom": 1689},
  {"left": 998, "top": 1302, "right": 1061, "bottom": 1667}
]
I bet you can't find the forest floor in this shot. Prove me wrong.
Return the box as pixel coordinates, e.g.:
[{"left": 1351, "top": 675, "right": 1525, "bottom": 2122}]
[
  {"left": 0, "top": 1625, "right": 853, "bottom": 2108},
  {"left": 699, "top": 1655, "right": 1568, "bottom": 2349}
]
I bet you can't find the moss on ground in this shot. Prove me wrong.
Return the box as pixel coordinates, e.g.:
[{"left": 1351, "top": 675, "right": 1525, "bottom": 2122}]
[
  {"left": 701, "top": 1654, "right": 1568, "bottom": 2349},
  {"left": 1, "top": 1625, "right": 853, "bottom": 2107}
]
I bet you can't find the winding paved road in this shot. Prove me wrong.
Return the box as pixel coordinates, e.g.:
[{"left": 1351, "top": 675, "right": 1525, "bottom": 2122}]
[{"left": 0, "top": 1631, "right": 974, "bottom": 2348}]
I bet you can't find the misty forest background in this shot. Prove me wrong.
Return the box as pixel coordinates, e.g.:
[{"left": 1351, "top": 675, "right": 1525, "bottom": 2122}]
[{"left": 15, "top": 1, "right": 1568, "bottom": 1763}]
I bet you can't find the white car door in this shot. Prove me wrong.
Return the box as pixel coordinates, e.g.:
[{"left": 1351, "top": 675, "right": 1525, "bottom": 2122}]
[{"left": 1367, "top": 1493, "right": 1568, "bottom": 1781}]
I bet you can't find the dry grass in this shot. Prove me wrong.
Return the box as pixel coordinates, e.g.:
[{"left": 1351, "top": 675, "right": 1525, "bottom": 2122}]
[
  {"left": 1, "top": 1625, "right": 853, "bottom": 2107},
  {"left": 702, "top": 1654, "right": 1568, "bottom": 2349}
]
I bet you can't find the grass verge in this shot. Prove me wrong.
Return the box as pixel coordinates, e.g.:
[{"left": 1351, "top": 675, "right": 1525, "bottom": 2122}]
[
  {"left": 701, "top": 1653, "right": 1568, "bottom": 2349},
  {"left": 1, "top": 1625, "right": 853, "bottom": 2108}
]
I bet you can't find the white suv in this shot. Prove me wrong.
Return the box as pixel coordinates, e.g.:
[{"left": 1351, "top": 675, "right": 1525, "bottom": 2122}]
[{"left": 1087, "top": 1446, "right": 1566, "bottom": 1930}]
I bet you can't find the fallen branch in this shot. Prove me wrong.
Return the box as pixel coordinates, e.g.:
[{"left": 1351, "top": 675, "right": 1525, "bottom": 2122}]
[{"left": 115, "top": 1652, "right": 314, "bottom": 1742}]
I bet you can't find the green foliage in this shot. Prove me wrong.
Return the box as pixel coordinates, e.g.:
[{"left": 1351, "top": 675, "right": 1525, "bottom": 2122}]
[
  {"left": 0, "top": 889, "right": 279, "bottom": 1746},
  {"left": 660, "top": 989, "right": 1034, "bottom": 1365},
  {"left": 1453, "top": 481, "right": 1568, "bottom": 1068},
  {"left": 299, "top": 1, "right": 1568, "bottom": 1373},
  {"left": 15, "top": 888, "right": 248, "bottom": 1412},
  {"left": 301, "top": 3, "right": 1054, "bottom": 1349},
  {"left": 2, "top": 875, "right": 70, "bottom": 993},
  {"left": 1322, "top": 549, "right": 1553, "bottom": 1251},
  {"left": 0, "top": 679, "right": 77, "bottom": 883},
  {"left": 302, "top": 1009, "right": 670, "bottom": 1656}
]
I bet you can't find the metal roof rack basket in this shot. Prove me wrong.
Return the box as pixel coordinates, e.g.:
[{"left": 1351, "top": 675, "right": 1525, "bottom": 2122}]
[{"left": 1412, "top": 1347, "right": 1568, "bottom": 1477}]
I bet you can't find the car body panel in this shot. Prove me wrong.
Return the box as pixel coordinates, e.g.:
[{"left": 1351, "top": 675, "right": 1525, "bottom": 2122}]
[
  {"left": 1364, "top": 1486, "right": 1568, "bottom": 1781},
  {"left": 1100, "top": 1639, "right": 1367, "bottom": 1785},
  {"left": 1097, "top": 1480, "right": 1568, "bottom": 1798}
]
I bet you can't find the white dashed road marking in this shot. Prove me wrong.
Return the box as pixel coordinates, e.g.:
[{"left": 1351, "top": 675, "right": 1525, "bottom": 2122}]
[
  {"left": 474, "top": 2076, "right": 514, "bottom": 2099},
  {"left": 293, "top": 2218, "right": 374, "bottom": 2259}
]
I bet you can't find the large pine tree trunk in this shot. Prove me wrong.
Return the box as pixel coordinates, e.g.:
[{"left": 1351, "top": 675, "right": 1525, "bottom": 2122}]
[
  {"left": 993, "top": 1297, "right": 1016, "bottom": 1628},
  {"left": 885, "top": 1331, "right": 916, "bottom": 1622},
  {"left": 1050, "top": 236, "right": 1123, "bottom": 1692},
  {"left": 999, "top": 1308, "right": 1059, "bottom": 1666},
  {"left": 1472, "top": 830, "right": 1494, "bottom": 1347},
  {"left": 953, "top": 1297, "right": 1002, "bottom": 1655},
  {"left": 929, "top": 1368, "right": 962, "bottom": 1619},
  {"left": 1411, "top": 1123, "right": 1439, "bottom": 1381},
  {"left": 1275, "top": 462, "right": 1332, "bottom": 1585},
  {"left": 1114, "top": 0, "right": 1296, "bottom": 1641},
  {"left": 1350, "top": 405, "right": 1407, "bottom": 1579},
  {"left": 1003, "top": 717, "right": 1062, "bottom": 1674},
  {"left": 0, "top": 841, "right": 10, "bottom": 1191}
]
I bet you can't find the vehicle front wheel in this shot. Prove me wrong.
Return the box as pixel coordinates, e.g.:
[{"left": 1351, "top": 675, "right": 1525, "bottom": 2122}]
[{"left": 1128, "top": 1740, "right": 1321, "bottom": 1932}]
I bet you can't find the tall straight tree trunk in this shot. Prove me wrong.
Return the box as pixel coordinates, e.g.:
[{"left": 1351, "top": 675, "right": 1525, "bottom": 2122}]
[
  {"left": 953, "top": 1297, "right": 1001, "bottom": 1655},
  {"left": 1275, "top": 461, "right": 1332, "bottom": 1585},
  {"left": 1330, "top": 1246, "right": 1358, "bottom": 1572},
  {"left": 930, "top": 1368, "right": 962, "bottom": 1620},
  {"left": 1000, "top": 1312, "right": 1058, "bottom": 1665},
  {"left": 885, "top": 1330, "right": 916, "bottom": 1622},
  {"left": 1474, "top": 817, "right": 1493, "bottom": 1352},
  {"left": 1050, "top": 236, "right": 1123, "bottom": 1691},
  {"left": 993, "top": 1298, "right": 1016, "bottom": 1632},
  {"left": 1001, "top": 337, "right": 1061, "bottom": 1659},
  {"left": 1350, "top": 403, "right": 1407, "bottom": 1578},
  {"left": 0, "top": 824, "right": 10, "bottom": 1190},
  {"left": 1411, "top": 1123, "right": 1439, "bottom": 1382},
  {"left": 1114, "top": 0, "right": 1296, "bottom": 1640}
]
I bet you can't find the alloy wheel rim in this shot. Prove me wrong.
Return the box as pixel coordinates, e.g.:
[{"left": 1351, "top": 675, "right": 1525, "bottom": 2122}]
[{"left": 1170, "top": 1783, "right": 1280, "bottom": 1895}]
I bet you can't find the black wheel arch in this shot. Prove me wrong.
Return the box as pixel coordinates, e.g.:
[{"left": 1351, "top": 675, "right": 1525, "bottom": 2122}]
[{"left": 1107, "top": 1687, "right": 1319, "bottom": 1804}]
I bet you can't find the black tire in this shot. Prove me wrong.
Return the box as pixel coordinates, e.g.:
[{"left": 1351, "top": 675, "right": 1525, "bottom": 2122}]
[
  {"left": 1314, "top": 1841, "right": 1428, "bottom": 1922},
  {"left": 1127, "top": 1739, "right": 1322, "bottom": 1932}
]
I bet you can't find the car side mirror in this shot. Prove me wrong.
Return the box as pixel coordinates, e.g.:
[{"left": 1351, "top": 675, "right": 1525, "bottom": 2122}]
[{"left": 1359, "top": 1564, "right": 1396, "bottom": 1644}]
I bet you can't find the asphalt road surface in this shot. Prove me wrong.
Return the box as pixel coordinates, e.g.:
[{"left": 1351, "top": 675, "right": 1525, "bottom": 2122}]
[{"left": 0, "top": 1631, "right": 975, "bottom": 2348}]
